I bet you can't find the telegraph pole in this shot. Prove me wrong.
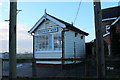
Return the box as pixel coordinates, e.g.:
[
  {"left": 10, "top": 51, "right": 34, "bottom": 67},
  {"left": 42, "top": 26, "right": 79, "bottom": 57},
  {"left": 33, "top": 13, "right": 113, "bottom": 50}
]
[
  {"left": 9, "top": 0, "right": 17, "bottom": 79},
  {"left": 93, "top": 0, "right": 105, "bottom": 79}
]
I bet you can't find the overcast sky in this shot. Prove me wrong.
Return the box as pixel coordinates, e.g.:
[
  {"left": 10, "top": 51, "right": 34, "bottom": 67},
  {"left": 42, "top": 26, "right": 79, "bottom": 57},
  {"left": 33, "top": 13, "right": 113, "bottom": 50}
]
[{"left": 0, "top": 1, "right": 119, "bottom": 53}]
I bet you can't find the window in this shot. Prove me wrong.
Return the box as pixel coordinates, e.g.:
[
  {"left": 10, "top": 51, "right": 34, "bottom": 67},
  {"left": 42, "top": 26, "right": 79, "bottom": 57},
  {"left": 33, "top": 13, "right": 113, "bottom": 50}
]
[
  {"left": 54, "top": 34, "right": 62, "bottom": 50},
  {"left": 35, "top": 33, "right": 62, "bottom": 51},
  {"left": 36, "top": 34, "right": 52, "bottom": 51},
  {"left": 75, "top": 33, "right": 78, "bottom": 37},
  {"left": 81, "top": 36, "right": 83, "bottom": 39}
]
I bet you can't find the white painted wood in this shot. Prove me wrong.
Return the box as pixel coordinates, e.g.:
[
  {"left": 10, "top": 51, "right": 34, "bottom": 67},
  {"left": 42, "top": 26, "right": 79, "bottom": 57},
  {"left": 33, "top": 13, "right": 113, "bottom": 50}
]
[
  {"left": 52, "top": 33, "right": 54, "bottom": 51},
  {"left": 64, "top": 30, "right": 86, "bottom": 59},
  {"left": 35, "top": 51, "right": 62, "bottom": 53},
  {"left": 36, "top": 61, "right": 61, "bottom": 64},
  {"left": 29, "top": 16, "right": 45, "bottom": 33},
  {"left": 35, "top": 53, "right": 62, "bottom": 59},
  {"left": 30, "top": 16, "right": 87, "bottom": 64},
  {"left": 111, "top": 16, "right": 120, "bottom": 26},
  {"left": 102, "top": 17, "right": 117, "bottom": 21},
  {"left": 33, "top": 19, "right": 63, "bottom": 64},
  {"left": 28, "top": 14, "right": 66, "bottom": 34},
  {"left": 46, "top": 15, "right": 66, "bottom": 28},
  {"left": 34, "top": 20, "right": 63, "bottom": 35}
]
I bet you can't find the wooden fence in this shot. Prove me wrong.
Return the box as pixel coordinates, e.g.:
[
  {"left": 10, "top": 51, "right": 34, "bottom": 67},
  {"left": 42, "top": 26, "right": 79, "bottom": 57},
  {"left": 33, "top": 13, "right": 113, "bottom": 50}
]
[{"left": 2, "top": 57, "right": 120, "bottom": 79}]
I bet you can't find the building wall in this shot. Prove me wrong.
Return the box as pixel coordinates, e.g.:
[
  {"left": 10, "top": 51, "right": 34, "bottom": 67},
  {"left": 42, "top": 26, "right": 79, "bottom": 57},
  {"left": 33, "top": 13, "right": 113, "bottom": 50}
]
[
  {"left": 102, "top": 20, "right": 114, "bottom": 35},
  {"left": 34, "top": 20, "right": 63, "bottom": 64},
  {"left": 104, "top": 35, "right": 110, "bottom": 45},
  {"left": 110, "top": 20, "right": 120, "bottom": 57},
  {"left": 33, "top": 20, "right": 86, "bottom": 64},
  {"left": 115, "top": 20, "right": 120, "bottom": 33},
  {"left": 102, "top": 19, "right": 120, "bottom": 57},
  {"left": 34, "top": 20, "right": 63, "bottom": 35},
  {"left": 35, "top": 53, "right": 62, "bottom": 64},
  {"left": 35, "top": 52, "right": 62, "bottom": 58},
  {"left": 102, "top": 20, "right": 115, "bottom": 56},
  {"left": 64, "top": 30, "right": 85, "bottom": 59}
]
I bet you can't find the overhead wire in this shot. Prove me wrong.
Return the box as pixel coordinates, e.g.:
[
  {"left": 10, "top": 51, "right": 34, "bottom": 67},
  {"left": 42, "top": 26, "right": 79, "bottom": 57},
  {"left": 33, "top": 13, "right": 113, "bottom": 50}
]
[{"left": 73, "top": 0, "right": 82, "bottom": 25}]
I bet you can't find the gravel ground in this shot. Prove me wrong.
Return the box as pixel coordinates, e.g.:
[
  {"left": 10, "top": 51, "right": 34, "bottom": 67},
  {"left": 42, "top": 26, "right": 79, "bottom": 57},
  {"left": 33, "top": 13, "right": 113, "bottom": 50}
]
[{"left": 2, "top": 61, "right": 32, "bottom": 77}]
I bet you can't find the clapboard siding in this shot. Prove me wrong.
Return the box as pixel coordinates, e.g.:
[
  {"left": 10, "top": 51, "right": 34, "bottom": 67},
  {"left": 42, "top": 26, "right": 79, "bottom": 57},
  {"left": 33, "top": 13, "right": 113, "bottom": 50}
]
[
  {"left": 34, "top": 20, "right": 63, "bottom": 35},
  {"left": 64, "top": 30, "right": 85, "bottom": 59}
]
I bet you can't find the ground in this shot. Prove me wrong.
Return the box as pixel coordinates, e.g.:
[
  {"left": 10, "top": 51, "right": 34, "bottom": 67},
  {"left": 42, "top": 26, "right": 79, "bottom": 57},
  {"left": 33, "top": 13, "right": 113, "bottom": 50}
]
[
  {"left": 2, "top": 61, "right": 96, "bottom": 77},
  {"left": 2, "top": 60, "right": 120, "bottom": 79}
]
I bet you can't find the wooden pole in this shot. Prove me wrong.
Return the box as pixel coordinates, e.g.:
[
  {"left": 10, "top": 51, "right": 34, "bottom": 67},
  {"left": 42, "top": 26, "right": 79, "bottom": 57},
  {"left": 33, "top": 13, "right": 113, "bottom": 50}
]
[
  {"left": 93, "top": 0, "right": 105, "bottom": 79},
  {"left": 0, "top": 57, "right": 2, "bottom": 79},
  {"left": 9, "top": 0, "right": 17, "bottom": 79},
  {"left": 32, "top": 35, "right": 37, "bottom": 77}
]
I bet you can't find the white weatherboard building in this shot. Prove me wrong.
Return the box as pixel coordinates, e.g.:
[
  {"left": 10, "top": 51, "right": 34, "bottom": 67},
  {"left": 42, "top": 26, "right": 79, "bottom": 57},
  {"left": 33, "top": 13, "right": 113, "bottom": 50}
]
[{"left": 28, "top": 12, "right": 88, "bottom": 64}]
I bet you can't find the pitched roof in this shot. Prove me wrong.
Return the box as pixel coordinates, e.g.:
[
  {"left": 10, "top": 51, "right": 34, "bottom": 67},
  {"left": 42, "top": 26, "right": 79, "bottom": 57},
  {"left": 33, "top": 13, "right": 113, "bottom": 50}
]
[
  {"left": 102, "top": 6, "right": 120, "bottom": 19},
  {"left": 29, "top": 13, "right": 89, "bottom": 36},
  {"left": 47, "top": 13, "right": 89, "bottom": 36}
]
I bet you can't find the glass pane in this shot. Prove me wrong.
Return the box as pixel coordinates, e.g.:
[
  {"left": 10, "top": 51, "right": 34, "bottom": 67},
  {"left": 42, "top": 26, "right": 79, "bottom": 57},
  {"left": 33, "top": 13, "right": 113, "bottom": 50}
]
[
  {"left": 35, "top": 34, "right": 53, "bottom": 51},
  {"left": 54, "top": 34, "right": 62, "bottom": 50}
]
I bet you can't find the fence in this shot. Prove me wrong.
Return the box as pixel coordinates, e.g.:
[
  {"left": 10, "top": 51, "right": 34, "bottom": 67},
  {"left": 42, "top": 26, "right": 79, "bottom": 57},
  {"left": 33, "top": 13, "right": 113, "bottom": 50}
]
[{"left": 2, "top": 57, "right": 120, "bottom": 79}]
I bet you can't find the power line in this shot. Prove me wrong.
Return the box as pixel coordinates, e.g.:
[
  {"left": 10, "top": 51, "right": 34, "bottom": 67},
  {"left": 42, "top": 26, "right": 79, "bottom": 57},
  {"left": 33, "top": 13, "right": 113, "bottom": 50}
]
[{"left": 73, "top": 0, "right": 82, "bottom": 25}]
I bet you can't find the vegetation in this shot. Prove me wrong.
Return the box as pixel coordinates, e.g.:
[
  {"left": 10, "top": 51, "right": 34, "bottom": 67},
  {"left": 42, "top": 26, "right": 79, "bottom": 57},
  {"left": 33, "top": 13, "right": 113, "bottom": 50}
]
[{"left": 16, "top": 54, "right": 33, "bottom": 59}]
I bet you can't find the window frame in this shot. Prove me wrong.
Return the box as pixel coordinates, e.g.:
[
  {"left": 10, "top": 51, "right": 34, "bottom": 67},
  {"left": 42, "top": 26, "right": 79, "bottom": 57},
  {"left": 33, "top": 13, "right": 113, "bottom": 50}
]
[{"left": 34, "top": 32, "right": 62, "bottom": 53}]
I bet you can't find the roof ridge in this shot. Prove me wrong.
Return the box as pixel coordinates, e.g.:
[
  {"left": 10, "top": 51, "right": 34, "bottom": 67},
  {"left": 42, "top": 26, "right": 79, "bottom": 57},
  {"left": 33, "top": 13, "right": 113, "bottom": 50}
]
[{"left": 46, "top": 13, "right": 72, "bottom": 26}]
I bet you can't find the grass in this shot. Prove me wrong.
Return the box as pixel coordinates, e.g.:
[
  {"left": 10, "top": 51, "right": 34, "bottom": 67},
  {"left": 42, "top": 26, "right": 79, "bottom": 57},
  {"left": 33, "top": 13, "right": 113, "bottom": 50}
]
[{"left": 16, "top": 54, "right": 33, "bottom": 59}]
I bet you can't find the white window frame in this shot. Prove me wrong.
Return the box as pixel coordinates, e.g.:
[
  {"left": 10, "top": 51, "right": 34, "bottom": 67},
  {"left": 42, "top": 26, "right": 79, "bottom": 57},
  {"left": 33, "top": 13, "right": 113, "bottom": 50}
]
[{"left": 34, "top": 31, "right": 62, "bottom": 53}]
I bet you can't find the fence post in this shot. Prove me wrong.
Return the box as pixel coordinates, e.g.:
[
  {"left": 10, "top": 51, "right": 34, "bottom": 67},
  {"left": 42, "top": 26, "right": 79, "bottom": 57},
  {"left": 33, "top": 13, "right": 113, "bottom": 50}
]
[
  {"left": 85, "top": 58, "right": 90, "bottom": 76},
  {"left": 32, "top": 35, "right": 36, "bottom": 77},
  {"left": 0, "top": 57, "right": 2, "bottom": 79}
]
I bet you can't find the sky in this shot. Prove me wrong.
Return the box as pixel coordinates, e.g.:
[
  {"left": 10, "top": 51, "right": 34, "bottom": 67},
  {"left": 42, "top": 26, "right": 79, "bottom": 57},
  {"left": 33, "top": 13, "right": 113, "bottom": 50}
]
[{"left": 0, "top": 0, "right": 120, "bottom": 53}]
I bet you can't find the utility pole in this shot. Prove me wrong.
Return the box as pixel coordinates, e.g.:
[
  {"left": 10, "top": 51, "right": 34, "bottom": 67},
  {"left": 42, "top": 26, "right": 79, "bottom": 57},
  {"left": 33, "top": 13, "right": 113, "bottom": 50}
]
[
  {"left": 9, "top": 0, "right": 17, "bottom": 79},
  {"left": 93, "top": 0, "right": 105, "bottom": 79}
]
